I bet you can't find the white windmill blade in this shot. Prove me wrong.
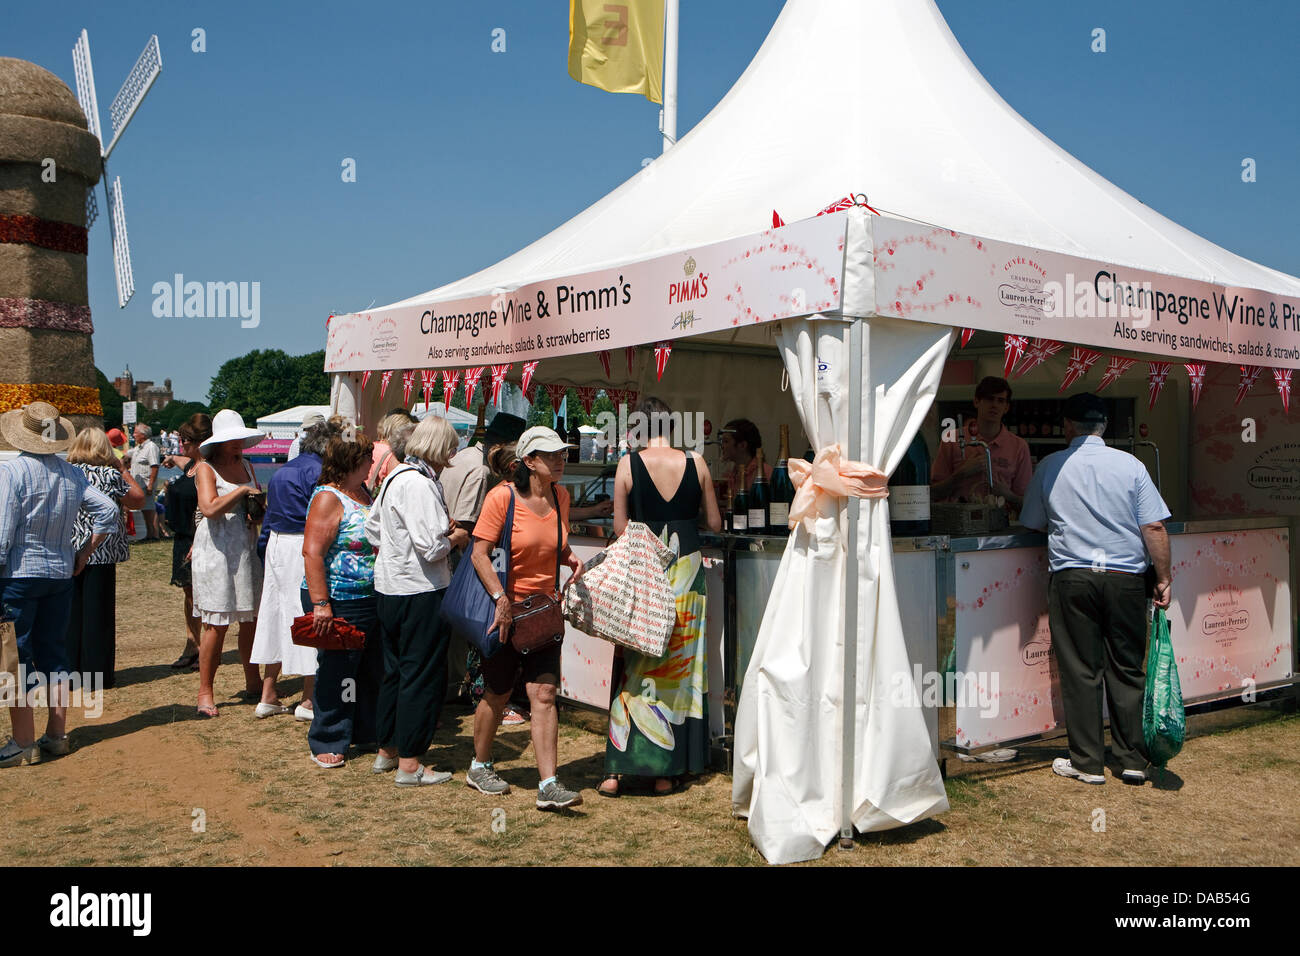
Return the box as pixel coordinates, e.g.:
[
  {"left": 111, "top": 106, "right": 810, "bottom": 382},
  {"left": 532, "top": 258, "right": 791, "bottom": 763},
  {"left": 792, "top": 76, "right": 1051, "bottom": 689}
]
[
  {"left": 84, "top": 189, "right": 99, "bottom": 230},
  {"left": 71, "top": 29, "right": 104, "bottom": 149},
  {"left": 107, "top": 177, "right": 135, "bottom": 308},
  {"left": 104, "top": 34, "right": 161, "bottom": 161}
]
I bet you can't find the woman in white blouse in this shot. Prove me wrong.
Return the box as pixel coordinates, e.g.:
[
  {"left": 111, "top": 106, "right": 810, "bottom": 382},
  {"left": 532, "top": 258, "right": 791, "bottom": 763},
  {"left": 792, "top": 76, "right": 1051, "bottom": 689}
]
[{"left": 363, "top": 416, "right": 469, "bottom": 787}]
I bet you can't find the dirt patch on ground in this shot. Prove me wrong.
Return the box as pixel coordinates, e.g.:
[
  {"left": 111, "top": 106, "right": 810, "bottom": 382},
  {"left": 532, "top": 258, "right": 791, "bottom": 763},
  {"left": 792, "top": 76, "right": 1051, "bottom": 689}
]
[{"left": 2, "top": 539, "right": 1296, "bottom": 866}]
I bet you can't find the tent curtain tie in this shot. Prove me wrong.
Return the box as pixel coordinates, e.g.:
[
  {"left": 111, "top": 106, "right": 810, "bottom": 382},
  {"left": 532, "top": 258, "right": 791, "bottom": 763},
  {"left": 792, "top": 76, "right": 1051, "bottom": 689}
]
[{"left": 786, "top": 444, "right": 888, "bottom": 531}]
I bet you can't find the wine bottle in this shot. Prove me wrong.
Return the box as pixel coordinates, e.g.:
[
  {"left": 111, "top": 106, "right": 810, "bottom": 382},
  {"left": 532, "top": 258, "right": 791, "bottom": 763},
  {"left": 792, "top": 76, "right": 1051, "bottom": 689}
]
[
  {"left": 719, "top": 482, "right": 734, "bottom": 533},
  {"left": 889, "top": 432, "right": 931, "bottom": 537},
  {"left": 472, "top": 401, "right": 487, "bottom": 445},
  {"left": 768, "top": 425, "right": 795, "bottom": 532},
  {"left": 732, "top": 480, "right": 750, "bottom": 533},
  {"left": 567, "top": 418, "right": 581, "bottom": 463},
  {"left": 747, "top": 448, "right": 771, "bottom": 533}
]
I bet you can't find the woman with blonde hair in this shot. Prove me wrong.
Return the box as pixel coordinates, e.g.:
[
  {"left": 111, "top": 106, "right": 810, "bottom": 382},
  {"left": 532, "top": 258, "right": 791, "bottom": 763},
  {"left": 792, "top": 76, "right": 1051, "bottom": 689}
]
[
  {"left": 367, "top": 410, "right": 417, "bottom": 492},
  {"left": 364, "top": 415, "right": 468, "bottom": 785},
  {"left": 65, "top": 427, "right": 146, "bottom": 690}
]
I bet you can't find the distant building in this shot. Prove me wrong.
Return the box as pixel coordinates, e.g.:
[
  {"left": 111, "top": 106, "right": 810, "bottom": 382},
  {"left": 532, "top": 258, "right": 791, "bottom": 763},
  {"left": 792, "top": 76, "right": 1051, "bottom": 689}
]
[{"left": 114, "top": 366, "right": 175, "bottom": 411}]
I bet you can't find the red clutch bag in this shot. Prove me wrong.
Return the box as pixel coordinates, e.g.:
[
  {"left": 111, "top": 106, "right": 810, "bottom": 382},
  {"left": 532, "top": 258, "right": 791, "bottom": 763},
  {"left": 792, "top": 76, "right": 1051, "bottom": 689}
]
[{"left": 290, "top": 612, "right": 366, "bottom": 651}]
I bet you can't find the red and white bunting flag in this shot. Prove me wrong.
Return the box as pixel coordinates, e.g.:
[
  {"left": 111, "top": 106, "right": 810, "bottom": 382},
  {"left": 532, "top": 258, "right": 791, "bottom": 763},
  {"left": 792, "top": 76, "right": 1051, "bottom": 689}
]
[
  {"left": 379, "top": 370, "right": 394, "bottom": 399},
  {"left": 771, "top": 210, "right": 785, "bottom": 228},
  {"left": 625, "top": 346, "right": 636, "bottom": 375},
  {"left": 1183, "top": 363, "right": 1207, "bottom": 409},
  {"left": 959, "top": 328, "right": 975, "bottom": 348},
  {"left": 1235, "top": 365, "right": 1263, "bottom": 405},
  {"left": 598, "top": 350, "right": 611, "bottom": 379},
  {"left": 1145, "top": 361, "right": 1172, "bottom": 410},
  {"left": 488, "top": 364, "right": 512, "bottom": 406},
  {"left": 441, "top": 369, "right": 461, "bottom": 411},
  {"left": 576, "top": 386, "right": 600, "bottom": 415},
  {"left": 654, "top": 341, "right": 673, "bottom": 381},
  {"left": 1273, "top": 368, "right": 1293, "bottom": 413},
  {"left": 543, "top": 383, "right": 568, "bottom": 415},
  {"left": 521, "top": 361, "right": 540, "bottom": 401},
  {"left": 1012, "top": 338, "right": 1063, "bottom": 378},
  {"left": 361, "top": 369, "right": 372, "bottom": 391},
  {"left": 401, "top": 370, "right": 416, "bottom": 407},
  {"left": 1003, "top": 334, "right": 1029, "bottom": 379},
  {"left": 817, "top": 195, "right": 855, "bottom": 216},
  {"left": 419, "top": 370, "right": 437, "bottom": 407},
  {"left": 1058, "top": 346, "right": 1102, "bottom": 392},
  {"left": 605, "top": 387, "right": 624, "bottom": 409},
  {"left": 463, "top": 366, "right": 486, "bottom": 407},
  {"left": 1097, "top": 356, "right": 1138, "bottom": 393}
]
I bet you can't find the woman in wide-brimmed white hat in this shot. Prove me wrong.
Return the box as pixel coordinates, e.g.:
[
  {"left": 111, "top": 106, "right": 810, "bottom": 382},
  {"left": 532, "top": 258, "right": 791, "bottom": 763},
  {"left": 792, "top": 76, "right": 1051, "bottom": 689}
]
[{"left": 191, "top": 409, "right": 267, "bottom": 717}]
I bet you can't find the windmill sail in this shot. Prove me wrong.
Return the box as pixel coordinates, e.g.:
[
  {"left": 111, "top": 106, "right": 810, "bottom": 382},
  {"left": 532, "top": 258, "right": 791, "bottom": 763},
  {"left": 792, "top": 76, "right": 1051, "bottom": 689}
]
[
  {"left": 71, "top": 29, "right": 103, "bottom": 146},
  {"left": 105, "top": 35, "right": 161, "bottom": 160},
  {"left": 107, "top": 177, "right": 134, "bottom": 308}
]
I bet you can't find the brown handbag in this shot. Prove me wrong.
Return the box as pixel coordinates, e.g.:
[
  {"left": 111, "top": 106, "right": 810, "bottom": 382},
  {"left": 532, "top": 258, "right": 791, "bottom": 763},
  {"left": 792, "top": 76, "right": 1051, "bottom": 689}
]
[{"left": 508, "top": 485, "right": 566, "bottom": 655}]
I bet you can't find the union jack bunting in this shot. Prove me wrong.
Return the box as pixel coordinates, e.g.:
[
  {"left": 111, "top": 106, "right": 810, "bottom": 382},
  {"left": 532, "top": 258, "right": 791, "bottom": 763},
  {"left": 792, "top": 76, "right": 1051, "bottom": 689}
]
[
  {"left": 654, "top": 341, "right": 672, "bottom": 381},
  {"left": 959, "top": 328, "right": 975, "bottom": 348},
  {"left": 521, "top": 361, "right": 540, "bottom": 403},
  {"left": 1183, "top": 363, "right": 1207, "bottom": 409},
  {"left": 1012, "top": 338, "right": 1062, "bottom": 378},
  {"left": 1096, "top": 356, "right": 1138, "bottom": 393},
  {"left": 543, "top": 383, "right": 568, "bottom": 415},
  {"left": 401, "top": 370, "right": 415, "bottom": 406},
  {"left": 576, "top": 386, "right": 600, "bottom": 415},
  {"left": 441, "top": 369, "right": 462, "bottom": 411},
  {"left": 625, "top": 346, "right": 636, "bottom": 375},
  {"left": 361, "top": 370, "right": 372, "bottom": 391},
  {"left": 598, "top": 351, "right": 611, "bottom": 379},
  {"left": 1058, "top": 346, "right": 1102, "bottom": 392},
  {"left": 420, "top": 370, "right": 437, "bottom": 407},
  {"left": 1235, "top": 365, "right": 1263, "bottom": 406},
  {"left": 379, "top": 370, "right": 394, "bottom": 399},
  {"left": 1146, "top": 361, "right": 1172, "bottom": 410},
  {"left": 488, "top": 364, "right": 512, "bottom": 406},
  {"left": 1273, "top": 368, "right": 1293, "bottom": 414},
  {"left": 1002, "top": 334, "right": 1029, "bottom": 379},
  {"left": 463, "top": 367, "right": 486, "bottom": 407}
]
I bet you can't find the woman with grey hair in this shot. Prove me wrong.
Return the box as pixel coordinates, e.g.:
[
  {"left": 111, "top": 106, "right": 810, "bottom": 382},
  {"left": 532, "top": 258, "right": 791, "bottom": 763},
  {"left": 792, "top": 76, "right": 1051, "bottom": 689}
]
[
  {"left": 248, "top": 417, "right": 340, "bottom": 719},
  {"left": 364, "top": 416, "right": 468, "bottom": 786}
]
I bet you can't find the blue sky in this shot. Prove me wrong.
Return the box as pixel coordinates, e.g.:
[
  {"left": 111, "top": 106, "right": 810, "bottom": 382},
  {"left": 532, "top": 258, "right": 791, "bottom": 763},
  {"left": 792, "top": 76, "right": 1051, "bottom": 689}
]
[{"left": 7, "top": 0, "right": 1298, "bottom": 402}]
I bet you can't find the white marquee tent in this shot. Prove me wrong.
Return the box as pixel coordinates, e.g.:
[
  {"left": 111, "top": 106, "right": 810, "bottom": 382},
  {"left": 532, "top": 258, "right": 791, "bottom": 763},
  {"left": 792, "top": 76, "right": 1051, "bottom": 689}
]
[{"left": 327, "top": 0, "right": 1300, "bottom": 863}]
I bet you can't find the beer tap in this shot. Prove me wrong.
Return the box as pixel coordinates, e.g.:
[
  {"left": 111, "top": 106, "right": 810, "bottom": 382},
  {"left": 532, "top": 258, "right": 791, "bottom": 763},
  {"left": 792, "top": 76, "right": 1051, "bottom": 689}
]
[
  {"left": 1135, "top": 423, "right": 1161, "bottom": 492},
  {"left": 961, "top": 417, "right": 995, "bottom": 496}
]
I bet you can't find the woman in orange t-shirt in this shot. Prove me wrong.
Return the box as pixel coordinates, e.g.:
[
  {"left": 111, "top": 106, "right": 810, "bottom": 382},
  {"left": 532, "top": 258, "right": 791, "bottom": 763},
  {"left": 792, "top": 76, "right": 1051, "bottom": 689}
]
[{"left": 468, "top": 426, "right": 586, "bottom": 810}]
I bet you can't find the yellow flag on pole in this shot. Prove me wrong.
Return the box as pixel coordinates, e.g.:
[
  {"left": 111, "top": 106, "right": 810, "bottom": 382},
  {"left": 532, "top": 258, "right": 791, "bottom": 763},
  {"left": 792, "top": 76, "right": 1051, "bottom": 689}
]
[{"left": 568, "top": 0, "right": 665, "bottom": 103}]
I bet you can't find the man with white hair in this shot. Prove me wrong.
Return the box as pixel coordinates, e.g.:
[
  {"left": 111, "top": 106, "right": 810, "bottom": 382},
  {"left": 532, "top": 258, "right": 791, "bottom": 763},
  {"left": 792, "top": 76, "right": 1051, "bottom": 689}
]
[{"left": 130, "top": 423, "right": 162, "bottom": 540}]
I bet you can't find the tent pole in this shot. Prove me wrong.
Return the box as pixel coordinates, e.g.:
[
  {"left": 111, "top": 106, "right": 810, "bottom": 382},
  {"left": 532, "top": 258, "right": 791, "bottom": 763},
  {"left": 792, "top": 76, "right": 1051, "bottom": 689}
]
[
  {"left": 840, "top": 318, "right": 863, "bottom": 849},
  {"left": 662, "top": 0, "right": 678, "bottom": 153}
]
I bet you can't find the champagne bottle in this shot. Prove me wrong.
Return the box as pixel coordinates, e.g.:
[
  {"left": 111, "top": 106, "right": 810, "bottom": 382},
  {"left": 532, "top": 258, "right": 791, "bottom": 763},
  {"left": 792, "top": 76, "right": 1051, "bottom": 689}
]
[
  {"left": 567, "top": 417, "right": 581, "bottom": 463},
  {"left": 889, "top": 432, "right": 931, "bottom": 537},
  {"left": 472, "top": 401, "right": 487, "bottom": 445},
  {"left": 719, "top": 482, "right": 734, "bottom": 533},
  {"left": 768, "top": 425, "right": 795, "bottom": 532},
  {"left": 747, "top": 448, "right": 771, "bottom": 533},
  {"left": 731, "top": 479, "right": 750, "bottom": 533}
]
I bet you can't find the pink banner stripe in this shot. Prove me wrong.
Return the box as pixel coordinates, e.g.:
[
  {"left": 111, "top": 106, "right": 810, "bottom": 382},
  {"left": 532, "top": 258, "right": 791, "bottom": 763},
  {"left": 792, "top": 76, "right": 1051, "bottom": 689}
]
[{"left": 0, "top": 297, "right": 94, "bottom": 334}]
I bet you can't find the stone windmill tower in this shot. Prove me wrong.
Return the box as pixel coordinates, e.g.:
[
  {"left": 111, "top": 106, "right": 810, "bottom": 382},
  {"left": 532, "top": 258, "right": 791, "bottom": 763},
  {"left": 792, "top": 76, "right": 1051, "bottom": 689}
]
[{"left": 0, "top": 57, "right": 105, "bottom": 446}]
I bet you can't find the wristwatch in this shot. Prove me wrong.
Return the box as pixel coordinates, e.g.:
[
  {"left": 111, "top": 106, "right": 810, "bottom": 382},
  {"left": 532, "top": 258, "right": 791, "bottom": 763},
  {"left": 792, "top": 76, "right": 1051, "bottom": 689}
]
[
  {"left": 314, "top": 599, "right": 331, "bottom": 607},
  {"left": 490, "top": 590, "right": 505, "bottom": 602}
]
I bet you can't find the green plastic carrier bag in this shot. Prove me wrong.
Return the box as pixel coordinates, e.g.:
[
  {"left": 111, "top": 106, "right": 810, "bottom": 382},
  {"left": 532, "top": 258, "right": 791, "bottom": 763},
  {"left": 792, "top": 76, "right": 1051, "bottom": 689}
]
[{"left": 1142, "top": 608, "right": 1185, "bottom": 767}]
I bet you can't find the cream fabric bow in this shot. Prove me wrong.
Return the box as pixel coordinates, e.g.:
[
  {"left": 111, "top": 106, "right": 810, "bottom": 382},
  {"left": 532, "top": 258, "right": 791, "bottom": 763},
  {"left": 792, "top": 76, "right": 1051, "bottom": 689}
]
[{"left": 786, "top": 444, "right": 890, "bottom": 532}]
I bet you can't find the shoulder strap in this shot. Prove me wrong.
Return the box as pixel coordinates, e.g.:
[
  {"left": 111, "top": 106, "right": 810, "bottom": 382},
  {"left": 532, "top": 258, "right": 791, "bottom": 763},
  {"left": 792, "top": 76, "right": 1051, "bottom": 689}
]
[
  {"left": 502, "top": 485, "right": 516, "bottom": 595},
  {"left": 375, "top": 464, "right": 418, "bottom": 509},
  {"left": 552, "top": 483, "right": 562, "bottom": 594}
]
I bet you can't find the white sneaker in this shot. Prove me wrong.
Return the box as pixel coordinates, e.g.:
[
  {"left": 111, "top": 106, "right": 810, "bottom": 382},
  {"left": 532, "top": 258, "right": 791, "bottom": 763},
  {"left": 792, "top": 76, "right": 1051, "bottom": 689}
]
[
  {"left": 1120, "top": 768, "right": 1148, "bottom": 785},
  {"left": 294, "top": 703, "right": 313, "bottom": 722},
  {"left": 1052, "top": 757, "right": 1104, "bottom": 785}
]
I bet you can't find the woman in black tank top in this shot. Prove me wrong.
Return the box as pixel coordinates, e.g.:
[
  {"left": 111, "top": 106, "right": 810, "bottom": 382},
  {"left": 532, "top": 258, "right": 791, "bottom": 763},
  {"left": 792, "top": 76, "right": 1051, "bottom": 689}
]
[{"left": 599, "top": 399, "right": 721, "bottom": 797}]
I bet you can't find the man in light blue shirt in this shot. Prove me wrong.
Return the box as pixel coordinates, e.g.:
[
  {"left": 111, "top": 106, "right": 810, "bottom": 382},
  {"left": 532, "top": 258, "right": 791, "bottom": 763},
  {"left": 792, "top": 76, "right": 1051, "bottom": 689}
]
[
  {"left": 1, "top": 402, "right": 119, "bottom": 768},
  {"left": 1020, "top": 392, "right": 1172, "bottom": 786}
]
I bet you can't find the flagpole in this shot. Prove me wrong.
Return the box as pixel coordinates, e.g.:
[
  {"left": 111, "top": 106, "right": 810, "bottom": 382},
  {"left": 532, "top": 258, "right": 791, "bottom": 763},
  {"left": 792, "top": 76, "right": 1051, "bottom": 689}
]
[{"left": 661, "top": 0, "right": 678, "bottom": 153}]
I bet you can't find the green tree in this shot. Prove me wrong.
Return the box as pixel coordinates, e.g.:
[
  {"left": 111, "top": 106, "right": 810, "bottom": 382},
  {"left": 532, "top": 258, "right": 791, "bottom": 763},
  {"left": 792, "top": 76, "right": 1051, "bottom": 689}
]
[
  {"left": 207, "top": 349, "right": 330, "bottom": 422},
  {"left": 95, "top": 368, "right": 124, "bottom": 428},
  {"left": 154, "top": 399, "right": 211, "bottom": 432}
]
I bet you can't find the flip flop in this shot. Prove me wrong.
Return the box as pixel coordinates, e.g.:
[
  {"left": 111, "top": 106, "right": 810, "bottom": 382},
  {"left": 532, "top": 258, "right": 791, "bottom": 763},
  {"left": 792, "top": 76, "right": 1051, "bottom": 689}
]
[
  {"left": 311, "top": 753, "right": 345, "bottom": 769},
  {"left": 171, "top": 650, "right": 199, "bottom": 669},
  {"left": 196, "top": 703, "right": 219, "bottom": 718}
]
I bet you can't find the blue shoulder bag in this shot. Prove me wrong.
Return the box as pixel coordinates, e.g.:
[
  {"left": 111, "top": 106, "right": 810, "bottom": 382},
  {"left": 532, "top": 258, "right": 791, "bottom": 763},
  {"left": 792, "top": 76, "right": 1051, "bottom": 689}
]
[{"left": 439, "top": 488, "right": 514, "bottom": 660}]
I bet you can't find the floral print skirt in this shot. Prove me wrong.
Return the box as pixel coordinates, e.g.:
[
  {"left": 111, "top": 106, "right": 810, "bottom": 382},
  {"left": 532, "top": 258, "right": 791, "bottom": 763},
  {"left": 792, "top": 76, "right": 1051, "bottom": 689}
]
[{"left": 604, "top": 548, "right": 709, "bottom": 779}]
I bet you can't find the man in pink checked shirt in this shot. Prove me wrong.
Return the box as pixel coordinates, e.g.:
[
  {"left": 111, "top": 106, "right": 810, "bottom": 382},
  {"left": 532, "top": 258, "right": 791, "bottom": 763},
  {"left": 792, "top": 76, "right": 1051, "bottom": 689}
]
[{"left": 931, "top": 375, "right": 1032, "bottom": 513}]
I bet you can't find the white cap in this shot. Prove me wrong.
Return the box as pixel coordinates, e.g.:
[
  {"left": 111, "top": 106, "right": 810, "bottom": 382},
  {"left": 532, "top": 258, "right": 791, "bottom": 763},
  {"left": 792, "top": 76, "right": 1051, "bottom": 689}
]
[{"left": 515, "top": 426, "right": 573, "bottom": 460}]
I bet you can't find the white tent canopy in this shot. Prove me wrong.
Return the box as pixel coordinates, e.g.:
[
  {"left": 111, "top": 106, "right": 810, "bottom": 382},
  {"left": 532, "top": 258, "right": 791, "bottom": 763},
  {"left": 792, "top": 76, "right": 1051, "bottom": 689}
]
[{"left": 327, "top": 0, "right": 1300, "bottom": 864}]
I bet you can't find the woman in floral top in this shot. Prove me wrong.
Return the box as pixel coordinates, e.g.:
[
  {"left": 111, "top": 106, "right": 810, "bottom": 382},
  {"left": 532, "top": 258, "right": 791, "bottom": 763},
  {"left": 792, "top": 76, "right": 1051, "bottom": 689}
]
[
  {"left": 300, "top": 434, "right": 380, "bottom": 768},
  {"left": 66, "top": 428, "right": 146, "bottom": 689}
]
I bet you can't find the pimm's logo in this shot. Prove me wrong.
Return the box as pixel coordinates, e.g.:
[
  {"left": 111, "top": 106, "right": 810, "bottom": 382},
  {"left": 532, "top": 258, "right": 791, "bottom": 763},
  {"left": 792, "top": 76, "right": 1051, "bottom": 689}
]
[{"left": 668, "top": 255, "right": 708, "bottom": 306}]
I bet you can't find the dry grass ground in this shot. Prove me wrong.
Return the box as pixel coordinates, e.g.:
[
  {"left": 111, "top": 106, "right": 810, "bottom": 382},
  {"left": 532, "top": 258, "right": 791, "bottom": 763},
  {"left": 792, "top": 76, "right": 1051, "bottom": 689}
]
[{"left": 2, "top": 539, "right": 1296, "bottom": 866}]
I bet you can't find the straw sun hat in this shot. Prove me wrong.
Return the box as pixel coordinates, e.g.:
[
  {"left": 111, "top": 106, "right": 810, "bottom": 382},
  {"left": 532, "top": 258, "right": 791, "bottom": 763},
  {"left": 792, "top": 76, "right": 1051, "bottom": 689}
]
[
  {"left": 0, "top": 400, "right": 76, "bottom": 454},
  {"left": 199, "top": 409, "right": 265, "bottom": 454}
]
